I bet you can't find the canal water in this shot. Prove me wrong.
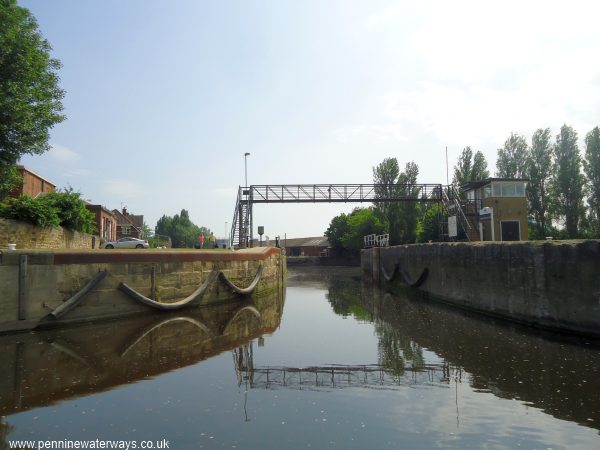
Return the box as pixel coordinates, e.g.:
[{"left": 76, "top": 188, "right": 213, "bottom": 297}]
[{"left": 1, "top": 266, "right": 599, "bottom": 449}]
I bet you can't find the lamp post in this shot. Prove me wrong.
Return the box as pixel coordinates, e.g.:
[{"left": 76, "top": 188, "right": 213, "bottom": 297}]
[
  {"left": 244, "top": 152, "right": 250, "bottom": 188},
  {"left": 225, "top": 221, "right": 228, "bottom": 247},
  {"left": 243, "top": 152, "right": 251, "bottom": 249}
]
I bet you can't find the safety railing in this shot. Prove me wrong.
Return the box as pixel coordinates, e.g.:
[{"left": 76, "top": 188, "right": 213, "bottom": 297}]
[
  {"left": 364, "top": 234, "right": 390, "bottom": 248},
  {"left": 250, "top": 184, "right": 443, "bottom": 203}
]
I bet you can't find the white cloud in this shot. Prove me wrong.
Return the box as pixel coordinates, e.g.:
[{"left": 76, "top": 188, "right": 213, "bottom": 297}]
[
  {"left": 333, "top": 123, "right": 409, "bottom": 144},
  {"left": 103, "top": 180, "right": 145, "bottom": 199},
  {"left": 49, "top": 144, "right": 80, "bottom": 162},
  {"left": 211, "top": 187, "right": 239, "bottom": 198},
  {"left": 347, "top": 0, "right": 600, "bottom": 159}
]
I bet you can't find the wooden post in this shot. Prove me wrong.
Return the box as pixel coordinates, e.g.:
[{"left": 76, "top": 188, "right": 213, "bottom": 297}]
[
  {"left": 18, "top": 255, "right": 27, "bottom": 320},
  {"left": 151, "top": 265, "right": 156, "bottom": 300}
]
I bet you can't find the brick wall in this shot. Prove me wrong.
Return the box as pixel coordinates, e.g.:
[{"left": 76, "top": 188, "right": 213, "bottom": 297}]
[{"left": 0, "top": 218, "right": 97, "bottom": 250}]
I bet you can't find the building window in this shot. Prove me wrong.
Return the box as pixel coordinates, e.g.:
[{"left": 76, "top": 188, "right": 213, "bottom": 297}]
[
  {"left": 122, "top": 226, "right": 131, "bottom": 235},
  {"left": 489, "top": 182, "right": 527, "bottom": 198}
]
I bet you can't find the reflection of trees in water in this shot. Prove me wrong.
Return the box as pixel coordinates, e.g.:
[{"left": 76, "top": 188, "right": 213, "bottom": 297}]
[
  {"left": 376, "top": 321, "right": 425, "bottom": 376},
  {"left": 326, "top": 274, "right": 372, "bottom": 321},
  {"left": 0, "top": 418, "right": 14, "bottom": 450},
  {"left": 324, "top": 273, "right": 425, "bottom": 376}
]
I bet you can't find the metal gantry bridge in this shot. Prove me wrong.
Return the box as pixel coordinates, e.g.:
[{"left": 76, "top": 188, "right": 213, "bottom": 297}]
[{"left": 230, "top": 183, "right": 444, "bottom": 247}]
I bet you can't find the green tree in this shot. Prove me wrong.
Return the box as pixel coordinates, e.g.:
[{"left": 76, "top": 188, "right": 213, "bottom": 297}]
[
  {"left": 551, "top": 125, "right": 585, "bottom": 238},
  {"left": 0, "top": 164, "right": 22, "bottom": 200},
  {"left": 0, "top": 0, "right": 65, "bottom": 168},
  {"left": 155, "top": 209, "right": 210, "bottom": 248},
  {"left": 372, "top": 158, "right": 421, "bottom": 245},
  {"left": 417, "top": 202, "right": 444, "bottom": 243},
  {"left": 496, "top": 133, "right": 528, "bottom": 178},
  {"left": 324, "top": 212, "right": 350, "bottom": 253},
  {"left": 526, "top": 128, "right": 553, "bottom": 238},
  {"left": 452, "top": 146, "right": 473, "bottom": 185},
  {"left": 472, "top": 150, "right": 490, "bottom": 180},
  {"left": 325, "top": 207, "right": 384, "bottom": 256},
  {"left": 373, "top": 157, "right": 400, "bottom": 239},
  {"left": 583, "top": 126, "right": 600, "bottom": 236},
  {"left": 453, "top": 147, "right": 490, "bottom": 185},
  {"left": 395, "top": 161, "right": 421, "bottom": 244}
]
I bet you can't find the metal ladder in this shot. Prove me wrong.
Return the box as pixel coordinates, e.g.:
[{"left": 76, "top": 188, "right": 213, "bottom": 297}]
[
  {"left": 441, "top": 185, "right": 473, "bottom": 241},
  {"left": 230, "top": 187, "right": 252, "bottom": 248}
]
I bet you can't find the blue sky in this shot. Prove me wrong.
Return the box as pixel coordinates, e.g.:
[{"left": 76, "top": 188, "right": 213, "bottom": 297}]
[{"left": 18, "top": 0, "right": 600, "bottom": 239}]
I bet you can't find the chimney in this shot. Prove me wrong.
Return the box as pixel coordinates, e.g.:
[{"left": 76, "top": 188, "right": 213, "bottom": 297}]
[{"left": 122, "top": 207, "right": 128, "bottom": 215}]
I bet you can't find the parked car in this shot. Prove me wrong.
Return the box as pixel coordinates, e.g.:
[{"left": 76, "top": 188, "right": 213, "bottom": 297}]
[{"left": 103, "top": 237, "right": 149, "bottom": 249}]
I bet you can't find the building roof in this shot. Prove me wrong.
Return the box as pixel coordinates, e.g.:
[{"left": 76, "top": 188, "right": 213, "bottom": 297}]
[
  {"left": 86, "top": 204, "right": 116, "bottom": 217},
  {"left": 461, "top": 177, "right": 528, "bottom": 191},
  {"left": 112, "top": 208, "right": 144, "bottom": 230},
  {"left": 17, "top": 165, "right": 56, "bottom": 186},
  {"left": 283, "top": 236, "right": 330, "bottom": 248}
]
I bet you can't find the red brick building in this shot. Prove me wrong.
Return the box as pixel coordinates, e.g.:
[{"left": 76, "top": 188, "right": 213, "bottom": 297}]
[
  {"left": 9, "top": 166, "right": 56, "bottom": 198},
  {"left": 86, "top": 204, "right": 117, "bottom": 242},
  {"left": 283, "top": 237, "right": 330, "bottom": 257},
  {"left": 112, "top": 207, "right": 145, "bottom": 240}
]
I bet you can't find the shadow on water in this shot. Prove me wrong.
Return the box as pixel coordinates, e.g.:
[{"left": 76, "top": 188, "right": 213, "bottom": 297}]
[
  {"left": 0, "top": 292, "right": 284, "bottom": 417},
  {"left": 312, "top": 266, "right": 600, "bottom": 432}
]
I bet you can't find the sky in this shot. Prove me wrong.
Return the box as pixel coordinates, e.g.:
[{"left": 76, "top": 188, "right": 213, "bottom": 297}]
[{"left": 18, "top": 0, "right": 600, "bottom": 240}]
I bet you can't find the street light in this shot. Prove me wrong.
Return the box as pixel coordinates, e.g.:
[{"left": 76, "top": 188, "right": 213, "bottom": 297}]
[{"left": 244, "top": 152, "right": 250, "bottom": 188}]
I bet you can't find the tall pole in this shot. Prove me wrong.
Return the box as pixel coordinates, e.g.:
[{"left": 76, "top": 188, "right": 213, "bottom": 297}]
[
  {"left": 243, "top": 152, "right": 250, "bottom": 248},
  {"left": 445, "top": 146, "right": 449, "bottom": 186},
  {"left": 244, "top": 152, "right": 250, "bottom": 188}
]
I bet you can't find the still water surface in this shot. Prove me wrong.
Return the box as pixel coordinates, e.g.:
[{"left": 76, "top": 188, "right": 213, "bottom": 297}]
[{"left": 1, "top": 266, "right": 600, "bottom": 449}]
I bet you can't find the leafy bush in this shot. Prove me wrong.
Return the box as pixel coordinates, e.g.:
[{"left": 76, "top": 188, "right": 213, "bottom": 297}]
[
  {"left": 0, "top": 195, "right": 60, "bottom": 227},
  {"left": 417, "top": 203, "right": 444, "bottom": 243},
  {"left": 0, "top": 189, "right": 96, "bottom": 234},
  {"left": 44, "top": 189, "right": 97, "bottom": 234}
]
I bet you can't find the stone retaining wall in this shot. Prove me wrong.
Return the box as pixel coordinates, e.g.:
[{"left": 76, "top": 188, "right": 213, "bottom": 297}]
[
  {"left": 0, "top": 218, "right": 97, "bottom": 250},
  {"left": 362, "top": 241, "right": 600, "bottom": 337},
  {"left": 0, "top": 247, "right": 285, "bottom": 333}
]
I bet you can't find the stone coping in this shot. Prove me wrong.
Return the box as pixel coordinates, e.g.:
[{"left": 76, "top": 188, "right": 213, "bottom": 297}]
[{"left": 0, "top": 247, "right": 282, "bottom": 266}]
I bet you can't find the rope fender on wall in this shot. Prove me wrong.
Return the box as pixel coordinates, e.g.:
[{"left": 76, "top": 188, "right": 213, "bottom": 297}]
[
  {"left": 119, "top": 263, "right": 265, "bottom": 310},
  {"left": 45, "top": 263, "right": 266, "bottom": 319},
  {"left": 381, "top": 260, "right": 428, "bottom": 287}
]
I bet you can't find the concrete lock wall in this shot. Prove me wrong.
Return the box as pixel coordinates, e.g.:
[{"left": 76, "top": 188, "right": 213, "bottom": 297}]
[
  {"left": 361, "top": 241, "right": 600, "bottom": 337},
  {"left": 0, "top": 247, "right": 285, "bottom": 333},
  {"left": 0, "top": 218, "right": 98, "bottom": 250}
]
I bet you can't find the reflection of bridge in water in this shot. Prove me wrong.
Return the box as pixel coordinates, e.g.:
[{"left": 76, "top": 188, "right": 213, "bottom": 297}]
[{"left": 232, "top": 345, "right": 463, "bottom": 391}]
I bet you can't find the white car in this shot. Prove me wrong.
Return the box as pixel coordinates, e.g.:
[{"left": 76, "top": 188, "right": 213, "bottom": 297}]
[{"left": 103, "top": 237, "right": 149, "bottom": 249}]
